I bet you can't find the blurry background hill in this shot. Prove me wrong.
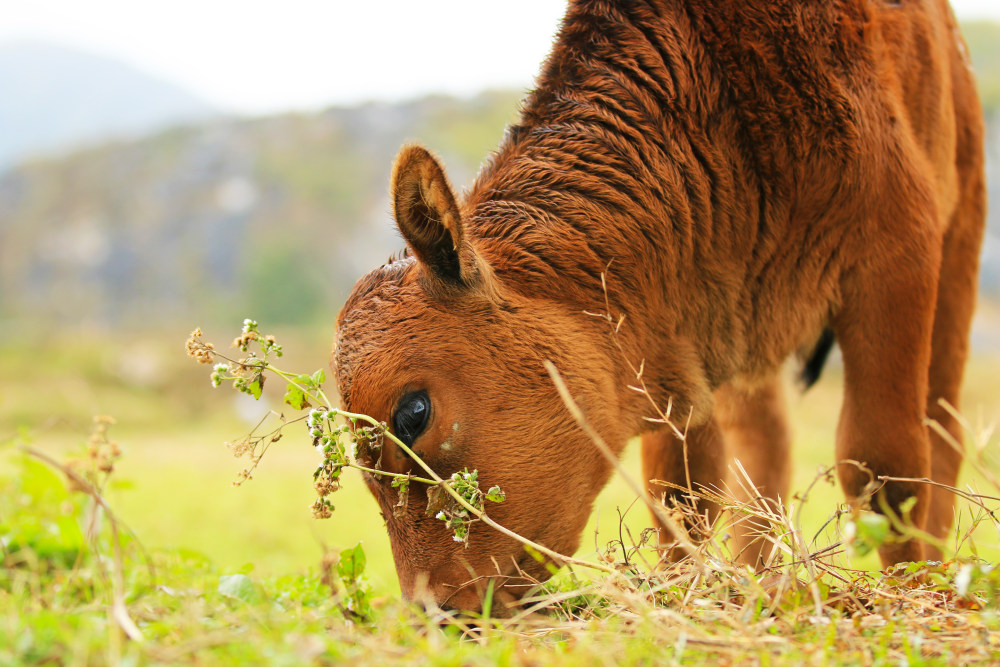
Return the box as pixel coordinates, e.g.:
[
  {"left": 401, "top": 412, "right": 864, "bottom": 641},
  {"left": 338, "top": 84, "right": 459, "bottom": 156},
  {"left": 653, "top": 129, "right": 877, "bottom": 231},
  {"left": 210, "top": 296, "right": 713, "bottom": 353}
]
[
  {"left": 0, "top": 88, "right": 520, "bottom": 332},
  {"left": 0, "top": 42, "right": 215, "bottom": 170}
]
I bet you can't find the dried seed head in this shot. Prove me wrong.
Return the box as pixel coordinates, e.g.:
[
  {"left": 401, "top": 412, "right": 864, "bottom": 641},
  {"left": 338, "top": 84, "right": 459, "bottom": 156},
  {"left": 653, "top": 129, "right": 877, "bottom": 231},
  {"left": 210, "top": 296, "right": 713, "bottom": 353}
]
[
  {"left": 186, "top": 328, "right": 216, "bottom": 364},
  {"left": 310, "top": 498, "right": 333, "bottom": 519},
  {"left": 226, "top": 440, "right": 252, "bottom": 458}
]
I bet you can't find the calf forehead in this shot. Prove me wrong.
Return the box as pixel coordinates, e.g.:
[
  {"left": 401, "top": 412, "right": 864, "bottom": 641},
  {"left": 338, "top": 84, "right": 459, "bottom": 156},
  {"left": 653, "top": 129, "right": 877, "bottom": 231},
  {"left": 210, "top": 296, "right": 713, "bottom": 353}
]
[
  {"left": 335, "top": 260, "right": 410, "bottom": 397},
  {"left": 334, "top": 262, "right": 469, "bottom": 408}
]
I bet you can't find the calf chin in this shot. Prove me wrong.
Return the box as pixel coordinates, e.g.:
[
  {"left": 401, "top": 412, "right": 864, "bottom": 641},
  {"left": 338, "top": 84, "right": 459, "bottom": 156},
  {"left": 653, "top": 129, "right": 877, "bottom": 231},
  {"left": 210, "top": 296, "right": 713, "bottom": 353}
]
[{"left": 382, "top": 470, "right": 598, "bottom": 611}]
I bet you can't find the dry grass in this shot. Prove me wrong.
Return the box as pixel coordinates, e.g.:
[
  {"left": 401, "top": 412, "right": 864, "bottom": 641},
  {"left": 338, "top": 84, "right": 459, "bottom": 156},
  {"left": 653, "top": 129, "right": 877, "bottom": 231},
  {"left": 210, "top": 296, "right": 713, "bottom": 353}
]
[
  {"left": 461, "top": 479, "right": 999, "bottom": 664},
  {"left": 404, "top": 388, "right": 1000, "bottom": 665}
]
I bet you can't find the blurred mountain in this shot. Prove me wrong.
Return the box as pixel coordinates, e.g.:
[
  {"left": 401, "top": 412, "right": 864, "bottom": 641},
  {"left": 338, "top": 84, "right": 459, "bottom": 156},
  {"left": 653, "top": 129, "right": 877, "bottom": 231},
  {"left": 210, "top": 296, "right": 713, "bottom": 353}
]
[
  {"left": 965, "top": 22, "right": 1000, "bottom": 299},
  {"left": 962, "top": 21, "right": 1000, "bottom": 110},
  {"left": 0, "top": 41, "right": 215, "bottom": 168},
  {"left": 0, "top": 90, "right": 522, "bottom": 332},
  {"left": 1, "top": 21, "right": 999, "bottom": 335}
]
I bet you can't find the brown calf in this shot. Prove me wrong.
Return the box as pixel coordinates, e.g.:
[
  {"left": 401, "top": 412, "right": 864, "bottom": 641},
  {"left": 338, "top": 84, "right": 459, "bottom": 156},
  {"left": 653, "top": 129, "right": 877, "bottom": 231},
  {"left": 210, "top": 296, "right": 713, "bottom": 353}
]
[{"left": 333, "top": 0, "right": 985, "bottom": 610}]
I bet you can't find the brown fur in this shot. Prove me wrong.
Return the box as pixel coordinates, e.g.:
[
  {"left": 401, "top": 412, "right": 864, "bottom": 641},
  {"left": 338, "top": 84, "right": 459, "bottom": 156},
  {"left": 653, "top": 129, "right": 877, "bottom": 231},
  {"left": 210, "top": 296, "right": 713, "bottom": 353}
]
[{"left": 334, "top": 0, "right": 985, "bottom": 610}]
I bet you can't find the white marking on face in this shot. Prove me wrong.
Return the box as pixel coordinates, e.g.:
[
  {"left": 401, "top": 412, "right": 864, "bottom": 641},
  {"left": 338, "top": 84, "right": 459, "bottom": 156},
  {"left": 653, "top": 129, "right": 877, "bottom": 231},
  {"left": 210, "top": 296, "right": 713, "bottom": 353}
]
[{"left": 439, "top": 423, "right": 460, "bottom": 451}]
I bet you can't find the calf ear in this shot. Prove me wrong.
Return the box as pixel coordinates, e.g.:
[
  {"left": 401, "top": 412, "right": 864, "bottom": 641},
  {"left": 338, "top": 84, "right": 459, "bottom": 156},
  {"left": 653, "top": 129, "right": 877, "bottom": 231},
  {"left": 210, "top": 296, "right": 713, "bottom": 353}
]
[{"left": 391, "top": 144, "right": 472, "bottom": 286}]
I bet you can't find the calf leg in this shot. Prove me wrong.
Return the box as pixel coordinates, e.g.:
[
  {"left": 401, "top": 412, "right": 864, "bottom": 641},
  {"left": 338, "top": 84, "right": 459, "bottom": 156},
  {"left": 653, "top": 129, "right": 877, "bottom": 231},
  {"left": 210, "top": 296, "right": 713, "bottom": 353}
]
[
  {"left": 642, "top": 419, "right": 726, "bottom": 559},
  {"left": 715, "top": 375, "right": 791, "bottom": 568},
  {"left": 923, "top": 124, "right": 986, "bottom": 560},
  {"left": 834, "top": 225, "right": 940, "bottom": 566}
]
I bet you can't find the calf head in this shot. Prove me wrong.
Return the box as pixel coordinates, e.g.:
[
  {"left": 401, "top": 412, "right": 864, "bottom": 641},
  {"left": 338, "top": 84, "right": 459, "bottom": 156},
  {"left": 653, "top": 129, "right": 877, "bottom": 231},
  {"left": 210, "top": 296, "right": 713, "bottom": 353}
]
[{"left": 333, "top": 146, "right": 618, "bottom": 611}]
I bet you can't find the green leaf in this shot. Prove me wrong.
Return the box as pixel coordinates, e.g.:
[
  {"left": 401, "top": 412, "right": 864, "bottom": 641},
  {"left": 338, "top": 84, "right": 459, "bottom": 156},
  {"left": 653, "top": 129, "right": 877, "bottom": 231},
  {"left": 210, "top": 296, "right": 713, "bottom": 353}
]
[
  {"left": 247, "top": 376, "right": 264, "bottom": 400},
  {"left": 426, "top": 485, "right": 449, "bottom": 514},
  {"left": 523, "top": 544, "right": 546, "bottom": 563},
  {"left": 481, "top": 579, "right": 495, "bottom": 619},
  {"left": 283, "top": 383, "right": 310, "bottom": 410},
  {"left": 218, "top": 574, "right": 258, "bottom": 603},
  {"left": 485, "top": 485, "right": 506, "bottom": 503},
  {"left": 850, "top": 512, "right": 890, "bottom": 556},
  {"left": 311, "top": 369, "right": 326, "bottom": 387},
  {"left": 0, "top": 454, "right": 85, "bottom": 567},
  {"left": 337, "top": 543, "right": 366, "bottom": 584},
  {"left": 295, "top": 374, "right": 315, "bottom": 391},
  {"left": 857, "top": 513, "right": 889, "bottom": 541}
]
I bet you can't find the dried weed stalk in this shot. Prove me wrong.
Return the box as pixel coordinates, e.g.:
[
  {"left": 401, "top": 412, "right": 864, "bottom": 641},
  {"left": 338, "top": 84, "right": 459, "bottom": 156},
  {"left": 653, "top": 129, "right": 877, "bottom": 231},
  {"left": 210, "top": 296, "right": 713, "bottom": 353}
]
[{"left": 14, "top": 419, "right": 153, "bottom": 657}]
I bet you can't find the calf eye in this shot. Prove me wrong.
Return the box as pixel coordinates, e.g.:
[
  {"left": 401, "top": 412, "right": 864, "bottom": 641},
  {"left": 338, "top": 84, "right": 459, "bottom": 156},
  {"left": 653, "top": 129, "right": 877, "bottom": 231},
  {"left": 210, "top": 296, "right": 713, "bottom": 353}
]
[{"left": 392, "top": 390, "right": 431, "bottom": 447}]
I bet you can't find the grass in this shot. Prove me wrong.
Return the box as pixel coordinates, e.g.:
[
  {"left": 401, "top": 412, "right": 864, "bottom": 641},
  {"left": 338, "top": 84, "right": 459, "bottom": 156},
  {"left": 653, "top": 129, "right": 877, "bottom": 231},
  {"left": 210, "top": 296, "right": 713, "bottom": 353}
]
[{"left": 2, "top": 327, "right": 1000, "bottom": 665}]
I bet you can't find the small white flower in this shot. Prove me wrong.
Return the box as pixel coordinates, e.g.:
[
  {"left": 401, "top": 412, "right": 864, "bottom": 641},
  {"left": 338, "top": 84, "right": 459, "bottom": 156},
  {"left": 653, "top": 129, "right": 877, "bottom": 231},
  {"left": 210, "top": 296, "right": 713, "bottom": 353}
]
[
  {"left": 955, "top": 563, "right": 974, "bottom": 596},
  {"left": 452, "top": 535, "right": 464, "bottom": 543},
  {"left": 435, "top": 511, "right": 446, "bottom": 520},
  {"left": 843, "top": 521, "right": 856, "bottom": 541}
]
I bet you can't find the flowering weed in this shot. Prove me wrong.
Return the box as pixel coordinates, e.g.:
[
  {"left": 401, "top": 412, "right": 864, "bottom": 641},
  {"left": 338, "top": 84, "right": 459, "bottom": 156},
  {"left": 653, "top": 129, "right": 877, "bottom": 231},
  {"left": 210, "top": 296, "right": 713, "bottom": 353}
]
[{"left": 185, "top": 321, "right": 509, "bottom": 547}]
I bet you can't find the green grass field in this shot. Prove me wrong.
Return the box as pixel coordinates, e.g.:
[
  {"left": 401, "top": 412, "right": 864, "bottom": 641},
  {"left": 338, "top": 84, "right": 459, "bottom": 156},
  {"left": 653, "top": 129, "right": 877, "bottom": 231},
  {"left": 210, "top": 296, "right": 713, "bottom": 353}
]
[{"left": 3, "top": 318, "right": 1000, "bottom": 664}]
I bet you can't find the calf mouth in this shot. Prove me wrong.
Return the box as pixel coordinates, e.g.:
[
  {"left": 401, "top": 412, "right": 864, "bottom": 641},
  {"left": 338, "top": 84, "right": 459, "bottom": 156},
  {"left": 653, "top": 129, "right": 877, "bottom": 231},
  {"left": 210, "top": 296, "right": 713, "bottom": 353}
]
[{"left": 430, "top": 551, "right": 561, "bottom": 617}]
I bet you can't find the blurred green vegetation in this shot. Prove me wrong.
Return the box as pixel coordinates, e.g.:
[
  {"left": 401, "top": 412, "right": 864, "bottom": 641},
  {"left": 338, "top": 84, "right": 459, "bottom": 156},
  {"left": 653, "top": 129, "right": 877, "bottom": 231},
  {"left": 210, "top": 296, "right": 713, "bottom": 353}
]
[
  {"left": 0, "top": 328, "right": 398, "bottom": 585},
  {"left": 0, "top": 455, "right": 86, "bottom": 571},
  {"left": 243, "top": 237, "right": 329, "bottom": 325},
  {"left": 963, "top": 20, "right": 1000, "bottom": 111},
  {"left": 0, "top": 91, "right": 523, "bottom": 335}
]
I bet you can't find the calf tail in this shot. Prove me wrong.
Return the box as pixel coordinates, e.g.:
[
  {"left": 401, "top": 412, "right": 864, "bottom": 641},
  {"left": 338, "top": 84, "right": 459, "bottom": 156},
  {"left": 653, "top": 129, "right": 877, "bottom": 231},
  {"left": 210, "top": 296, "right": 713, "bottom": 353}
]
[{"left": 798, "top": 328, "right": 836, "bottom": 390}]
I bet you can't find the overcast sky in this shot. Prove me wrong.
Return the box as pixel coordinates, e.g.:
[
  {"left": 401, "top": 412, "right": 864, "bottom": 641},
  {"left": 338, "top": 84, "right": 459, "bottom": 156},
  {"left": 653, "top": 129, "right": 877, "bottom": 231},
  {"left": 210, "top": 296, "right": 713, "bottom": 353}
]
[{"left": 3, "top": 0, "right": 999, "bottom": 115}]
